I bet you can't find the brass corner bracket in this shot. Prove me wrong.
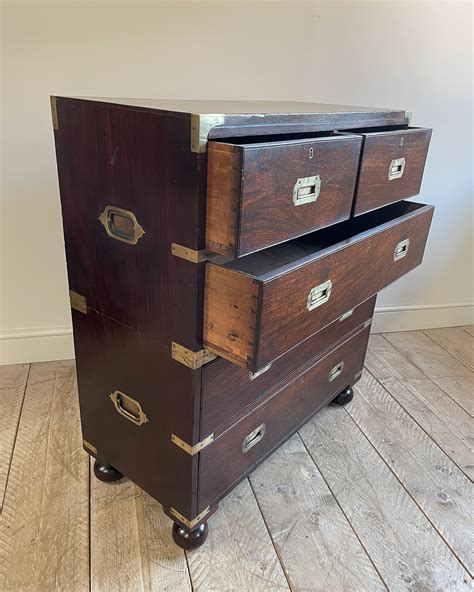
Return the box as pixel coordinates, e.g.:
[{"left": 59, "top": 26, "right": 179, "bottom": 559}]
[
  {"left": 50, "top": 96, "right": 59, "bottom": 130},
  {"left": 171, "top": 341, "right": 217, "bottom": 369},
  {"left": 69, "top": 290, "right": 87, "bottom": 314},
  {"left": 190, "top": 114, "right": 225, "bottom": 153},
  {"left": 171, "top": 432, "right": 214, "bottom": 456},
  {"left": 170, "top": 506, "right": 211, "bottom": 529},
  {"left": 171, "top": 242, "right": 208, "bottom": 264}
]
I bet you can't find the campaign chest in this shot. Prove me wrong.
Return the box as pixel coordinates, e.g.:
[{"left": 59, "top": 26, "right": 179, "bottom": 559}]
[{"left": 51, "top": 97, "right": 433, "bottom": 548}]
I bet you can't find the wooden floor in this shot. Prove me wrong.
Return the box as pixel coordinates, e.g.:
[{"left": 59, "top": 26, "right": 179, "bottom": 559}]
[{"left": 0, "top": 328, "right": 472, "bottom": 592}]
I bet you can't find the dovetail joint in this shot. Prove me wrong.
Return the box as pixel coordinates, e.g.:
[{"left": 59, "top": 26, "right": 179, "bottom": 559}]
[
  {"left": 171, "top": 341, "right": 217, "bottom": 369},
  {"left": 171, "top": 433, "right": 214, "bottom": 456},
  {"left": 170, "top": 506, "right": 211, "bottom": 529}
]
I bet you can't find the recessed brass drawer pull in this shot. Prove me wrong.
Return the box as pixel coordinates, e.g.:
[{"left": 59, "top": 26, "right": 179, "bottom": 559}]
[
  {"left": 307, "top": 279, "right": 332, "bottom": 311},
  {"left": 394, "top": 238, "right": 410, "bottom": 261},
  {"left": 99, "top": 205, "right": 145, "bottom": 245},
  {"left": 329, "top": 361, "right": 344, "bottom": 382},
  {"left": 109, "top": 390, "right": 149, "bottom": 426},
  {"left": 242, "top": 423, "right": 266, "bottom": 453},
  {"left": 293, "top": 175, "right": 321, "bottom": 206},
  {"left": 388, "top": 157, "right": 406, "bottom": 180},
  {"left": 339, "top": 308, "right": 354, "bottom": 322}
]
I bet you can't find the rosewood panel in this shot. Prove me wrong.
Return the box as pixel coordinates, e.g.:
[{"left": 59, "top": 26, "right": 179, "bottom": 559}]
[
  {"left": 200, "top": 296, "right": 376, "bottom": 436},
  {"left": 53, "top": 97, "right": 206, "bottom": 351},
  {"left": 206, "top": 134, "right": 362, "bottom": 257},
  {"left": 71, "top": 308, "right": 201, "bottom": 518},
  {"left": 352, "top": 126, "right": 432, "bottom": 215},
  {"left": 203, "top": 201, "right": 434, "bottom": 371},
  {"left": 198, "top": 325, "right": 370, "bottom": 512}
]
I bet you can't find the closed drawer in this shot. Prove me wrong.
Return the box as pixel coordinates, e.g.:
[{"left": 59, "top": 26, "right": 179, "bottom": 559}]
[
  {"left": 201, "top": 296, "right": 376, "bottom": 436},
  {"left": 198, "top": 324, "right": 370, "bottom": 512},
  {"left": 206, "top": 134, "right": 362, "bottom": 257},
  {"left": 204, "top": 200, "right": 433, "bottom": 372},
  {"left": 351, "top": 126, "right": 432, "bottom": 215}
]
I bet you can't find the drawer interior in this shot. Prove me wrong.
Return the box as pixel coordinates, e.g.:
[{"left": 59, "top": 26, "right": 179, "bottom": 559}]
[
  {"left": 204, "top": 200, "right": 433, "bottom": 371},
  {"left": 221, "top": 200, "right": 428, "bottom": 278}
]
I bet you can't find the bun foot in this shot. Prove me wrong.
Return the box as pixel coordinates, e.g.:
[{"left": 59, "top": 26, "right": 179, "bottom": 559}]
[
  {"left": 172, "top": 521, "right": 208, "bottom": 550},
  {"left": 93, "top": 460, "right": 124, "bottom": 483},
  {"left": 332, "top": 386, "right": 354, "bottom": 406}
]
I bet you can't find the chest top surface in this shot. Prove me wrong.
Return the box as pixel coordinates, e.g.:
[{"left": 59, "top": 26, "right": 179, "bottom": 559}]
[{"left": 55, "top": 96, "right": 409, "bottom": 149}]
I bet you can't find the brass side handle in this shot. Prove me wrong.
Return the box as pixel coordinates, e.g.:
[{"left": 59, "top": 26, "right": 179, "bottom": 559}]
[
  {"left": 99, "top": 205, "right": 145, "bottom": 245},
  {"left": 388, "top": 157, "right": 406, "bottom": 180},
  {"left": 329, "top": 361, "right": 344, "bottom": 382},
  {"left": 293, "top": 175, "right": 321, "bottom": 206},
  {"left": 307, "top": 280, "right": 332, "bottom": 312},
  {"left": 109, "top": 390, "right": 149, "bottom": 426},
  {"left": 242, "top": 423, "right": 266, "bottom": 453},
  {"left": 394, "top": 238, "right": 410, "bottom": 261}
]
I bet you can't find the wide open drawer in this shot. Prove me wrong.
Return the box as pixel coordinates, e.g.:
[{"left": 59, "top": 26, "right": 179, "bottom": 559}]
[
  {"left": 206, "top": 133, "right": 362, "bottom": 257},
  {"left": 350, "top": 126, "right": 432, "bottom": 216},
  {"left": 203, "top": 201, "right": 433, "bottom": 372},
  {"left": 198, "top": 324, "right": 370, "bottom": 512}
]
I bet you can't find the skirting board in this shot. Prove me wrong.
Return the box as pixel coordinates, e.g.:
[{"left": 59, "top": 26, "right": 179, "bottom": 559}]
[{"left": 1, "top": 302, "right": 473, "bottom": 365}]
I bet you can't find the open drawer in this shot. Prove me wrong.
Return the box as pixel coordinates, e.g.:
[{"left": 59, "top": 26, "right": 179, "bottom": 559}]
[
  {"left": 349, "top": 126, "right": 432, "bottom": 215},
  {"left": 206, "top": 133, "right": 362, "bottom": 257},
  {"left": 203, "top": 201, "right": 434, "bottom": 372}
]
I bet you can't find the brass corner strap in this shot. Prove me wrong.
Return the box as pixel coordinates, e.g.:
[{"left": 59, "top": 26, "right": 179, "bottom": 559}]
[
  {"left": 171, "top": 432, "right": 214, "bottom": 456},
  {"left": 83, "top": 439, "right": 97, "bottom": 455},
  {"left": 171, "top": 341, "right": 217, "bottom": 369},
  {"left": 50, "top": 96, "right": 58, "bottom": 130},
  {"left": 170, "top": 506, "right": 211, "bottom": 529},
  {"left": 171, "top": 242, "right": 208, "bottom": 263},
  {"left": 69, "top": 290, "right": 87, "bottom": 314},
  {"left": 190, "top": 114, "right": 225, "bottom": 153}
]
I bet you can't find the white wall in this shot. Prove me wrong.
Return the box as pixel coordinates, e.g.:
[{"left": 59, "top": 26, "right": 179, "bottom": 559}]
[{"left": 1, "top": 0, "right": 472, "bottom": 364}]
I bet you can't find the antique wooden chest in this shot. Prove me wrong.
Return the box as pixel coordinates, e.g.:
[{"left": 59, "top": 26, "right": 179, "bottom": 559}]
[{"left": 51, "top": 98, "right": 433, "bottom": 548}]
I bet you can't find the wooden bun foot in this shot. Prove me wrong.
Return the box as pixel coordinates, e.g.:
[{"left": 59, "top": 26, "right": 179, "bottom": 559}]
[
  {"left": 93, "top": 460, "right": 124, "bottom": 483},
  {"left": 331, "top": 386, "right": 354, "bottom": 406},
  {"left": 172, "top": 521, "right": 208, "bottom": 550}
]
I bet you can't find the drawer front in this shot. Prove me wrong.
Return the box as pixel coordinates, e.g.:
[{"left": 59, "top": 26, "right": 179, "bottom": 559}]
[
  {"left": 206, "top": 135, "right": 362, "bottom": 257},
  {"left": 353, "top": 127, "right": 432, "bottom": 215},
  {"left": 201, "top": 296, "right": 376, "bottom": 436},
  {"left": 204, "top": 201, "right": 434, "bottom": 371},
  {"left": 198, "top": 325, "right": 370, "bottom": 512}
]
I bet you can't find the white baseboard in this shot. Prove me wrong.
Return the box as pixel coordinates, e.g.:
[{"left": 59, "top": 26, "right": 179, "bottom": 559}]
[
  {"left": 0, "top": 325, "right": 74, "bottom": 365},
  {"left": 372, "top": 301, "right": 474, "bottom": 333},
  {"left": 0, "top": 302, "right": 473, "bottom": 365}
]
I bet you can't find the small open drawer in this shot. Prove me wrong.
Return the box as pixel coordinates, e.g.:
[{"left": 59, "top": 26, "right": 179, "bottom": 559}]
[
  {"left": 206, "top": 133, "right": 362, "bottom": 257},
  {"left": 348, "top": 126, "right": 432, "bottom": 215},
  {"left": 203, "top": 201, "right": 434, "bottom": 372}
]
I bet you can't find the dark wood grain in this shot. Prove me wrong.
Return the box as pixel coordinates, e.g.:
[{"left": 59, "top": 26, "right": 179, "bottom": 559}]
[
  {"left": 71, "top": 309, "right": 201, "bottom": 518},
  {"left": 198, "top": 325, "right": 371, "bottom": 512},
  {"left": 200, "top": 296, "right": 376, "bottom": 436},
  {"left": 204, "top": 201, "right": 434, "bottom": 371},
  {"left": 351, "top": 126, "right": 432, "bottom": 215},
  {"left": 206, "top": 135, "right": 362, "bottom": 256},
  {"left": 53, "top": 97, "right": 206, "bottom": 351}
]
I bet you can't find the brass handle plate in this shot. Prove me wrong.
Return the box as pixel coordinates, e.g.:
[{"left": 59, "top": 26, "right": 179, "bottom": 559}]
[
  {"left": 307, "top": 280, "right": 332, "bottom": 311},
  {"left": 293, "top": 175, "right": 321, "bottom": 206},
  {"left": 388, "top": 157, "right": 406, "bottom": 180},
  {"left": 242, "top": 423, "right": 266, "bottom": 453},
  {"left": 99, "top": 205, "right": 145, "bottom": 245},
  {"left": 329, "top": 361, "right": 344, "bottom": 382},
  {"left": 109, "top": 390, "right": 149, "bottom": 426},
  {"left": 394, "top": 238, "right": 410, "bottom": 261}
]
